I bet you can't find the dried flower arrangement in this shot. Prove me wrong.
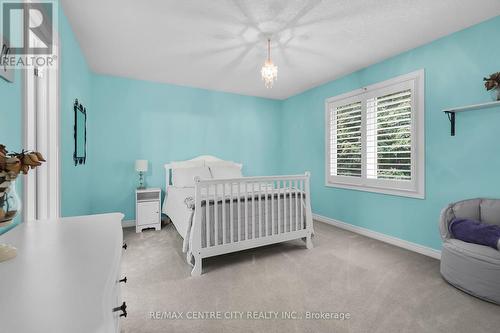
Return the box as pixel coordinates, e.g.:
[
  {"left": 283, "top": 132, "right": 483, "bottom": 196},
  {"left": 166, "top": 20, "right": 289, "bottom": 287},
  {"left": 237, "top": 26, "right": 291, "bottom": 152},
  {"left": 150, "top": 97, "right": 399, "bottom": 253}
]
[
  {"left": 484, "top": 72, "right": 500, "bottom": 101},
  {"left": 0, "top": 144, "right": 45, "bottom": 224}
]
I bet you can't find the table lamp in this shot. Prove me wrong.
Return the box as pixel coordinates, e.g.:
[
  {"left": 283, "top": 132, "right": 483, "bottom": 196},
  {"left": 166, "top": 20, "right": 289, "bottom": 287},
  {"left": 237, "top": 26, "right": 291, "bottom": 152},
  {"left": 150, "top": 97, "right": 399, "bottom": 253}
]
[{"left": 135, "top": 160, "right": 148, "bottom": 189}]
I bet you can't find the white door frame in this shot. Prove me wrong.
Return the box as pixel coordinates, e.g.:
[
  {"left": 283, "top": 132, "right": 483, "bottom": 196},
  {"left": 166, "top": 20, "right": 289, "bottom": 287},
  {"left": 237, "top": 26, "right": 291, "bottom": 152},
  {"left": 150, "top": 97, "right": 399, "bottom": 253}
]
[{"left": 23, "top": 36, "right": 60, "bottom": 221}]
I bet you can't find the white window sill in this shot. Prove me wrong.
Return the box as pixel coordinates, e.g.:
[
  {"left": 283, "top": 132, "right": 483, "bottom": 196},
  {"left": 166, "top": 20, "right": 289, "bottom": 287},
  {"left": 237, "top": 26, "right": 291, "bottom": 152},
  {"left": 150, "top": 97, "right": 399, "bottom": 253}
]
[{"left": 325, "top": 182, "right": 425, "bottom": 199}]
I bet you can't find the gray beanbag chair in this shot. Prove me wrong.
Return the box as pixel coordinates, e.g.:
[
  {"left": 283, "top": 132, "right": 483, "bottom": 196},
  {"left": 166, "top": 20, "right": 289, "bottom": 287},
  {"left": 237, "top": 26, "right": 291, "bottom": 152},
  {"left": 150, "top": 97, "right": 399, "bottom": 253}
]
[{"left": 440, "top": 198, "right": 500, "bottom": 305}]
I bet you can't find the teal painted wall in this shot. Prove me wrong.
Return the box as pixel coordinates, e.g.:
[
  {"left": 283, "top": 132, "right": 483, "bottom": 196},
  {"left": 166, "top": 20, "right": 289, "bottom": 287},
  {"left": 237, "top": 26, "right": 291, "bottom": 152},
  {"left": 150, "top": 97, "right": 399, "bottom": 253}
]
[
  {"left": 0, "top": 0, "right": 25, "bottom": 233},
  {"left": 89, "top": 75, "right": 282, "bottom": 220},
  {"left": 281, "top": 16, "right": 500, "bottom": 250},
  {"left": 0, "top": 72, "right": 22, "bottom": 153},
  {"left": 58, "top": 2, "right": 93, "bottom": 217},
  {"left": 0, "top": 70, "right": 22, "bottom": 234}
]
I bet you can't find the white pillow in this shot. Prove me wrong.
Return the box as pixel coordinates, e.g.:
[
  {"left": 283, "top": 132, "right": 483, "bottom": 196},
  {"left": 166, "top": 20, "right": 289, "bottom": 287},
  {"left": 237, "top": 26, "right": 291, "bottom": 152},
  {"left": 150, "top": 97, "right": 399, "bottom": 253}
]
[
  {"left": 172, "top": 166, "right": 211, "bottom": 187},
  {"left": 210, "top": 165, "right": 243, "bottom": 179}
]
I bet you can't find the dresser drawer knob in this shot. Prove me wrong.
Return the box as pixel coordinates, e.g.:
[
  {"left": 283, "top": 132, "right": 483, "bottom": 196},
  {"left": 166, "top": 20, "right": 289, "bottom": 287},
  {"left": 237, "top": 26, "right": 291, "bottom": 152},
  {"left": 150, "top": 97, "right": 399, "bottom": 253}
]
[
  {"left": 113, "top": 301, "right": 127, "bottom": 318},
  {"left": 118, "top": 276, "right": 127, "bottom": 284},
  {"left": 122, "top": 243, "right": 127, "bottom": 250}
]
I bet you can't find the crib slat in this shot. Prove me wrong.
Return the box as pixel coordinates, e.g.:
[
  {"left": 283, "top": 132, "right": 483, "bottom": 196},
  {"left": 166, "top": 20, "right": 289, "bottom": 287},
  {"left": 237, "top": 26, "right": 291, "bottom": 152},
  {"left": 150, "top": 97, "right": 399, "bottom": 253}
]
[
  {"left": 271, "top": 181, "right": 275, "bottom": 235},
  {"left": 237, "top": 182, "right": 241, "bottom": 242},
  {"left": 289, "top": 180, "right": 293, "bottom": 233},
  {"left": 214, "top": 183, "right": 218, "bottom": 245},
  {"left": 252, "top": 182, "right": 255, "bottom": 239},
  {"left": 277, "top": 180, "right": 281, "bottom": 234},
  {"left": 258, "top": 182, "right": 263, "bottom": 237},
  {"left": 290, "top": 181, "right": 293, "bottom": 232},
  {"left": 283, "top": 180, "right": 286, "bottom": 233},
  {"left": 262, "top": 182, "right": 266, "bottom": 237},
  {"left": 284, "top": 181, "right": 292, "bottom": 232},
  {"left": 299, "top": 180, "right": 304, "bottom": 230},
  {"left": 282, "top": 180, "right": 285, "bottom": 233},
  {"left": 230, "top": 182, "right": 234, "bottom": 243},
  {"left": 263, "top": 182, "right": 266, "bottom": 237},
  {"left": 291, "top": 181, "right": 294, "bottom": 231},
  {"left": 283, "top": 180, "right": 288, "bottom": 232},
  {"left": 206, "top": 185, "right": 210, "bottom": 247},
  {"left": 293, "top": 180, "right": 299, "bottom": 231},
  {"left": 244, "top": 182, "right": 248, "bottom": 241},
  {"left": 222, "top": 183, "right": 226, "bottom": 244}
]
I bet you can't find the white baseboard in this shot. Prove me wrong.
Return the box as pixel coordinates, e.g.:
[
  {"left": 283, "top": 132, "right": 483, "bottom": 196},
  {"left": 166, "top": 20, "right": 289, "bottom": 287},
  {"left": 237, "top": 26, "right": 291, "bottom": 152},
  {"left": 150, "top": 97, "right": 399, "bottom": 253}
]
[
  {"left": 122, "top": 220, "right": 135, "bottom": 228},
  {"left": 313, "top": 213, "right": 441, "bottom": 260}
]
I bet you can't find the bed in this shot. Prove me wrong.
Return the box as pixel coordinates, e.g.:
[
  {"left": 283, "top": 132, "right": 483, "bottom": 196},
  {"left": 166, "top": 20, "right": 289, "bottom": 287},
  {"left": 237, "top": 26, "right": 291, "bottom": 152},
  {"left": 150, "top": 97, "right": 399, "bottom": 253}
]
[{"left": 162, "top": 155, "right": 314, "bottom": 276}]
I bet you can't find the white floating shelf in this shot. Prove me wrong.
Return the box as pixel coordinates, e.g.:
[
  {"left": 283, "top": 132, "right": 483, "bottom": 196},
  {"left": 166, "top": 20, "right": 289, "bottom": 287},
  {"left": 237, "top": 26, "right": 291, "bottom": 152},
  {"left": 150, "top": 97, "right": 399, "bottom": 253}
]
[
  {"left": 442, "top": 100, "right": 500, "bottom": 136},
  {"left": 442, "top": 100, "right": 500, "bottom": 113}
]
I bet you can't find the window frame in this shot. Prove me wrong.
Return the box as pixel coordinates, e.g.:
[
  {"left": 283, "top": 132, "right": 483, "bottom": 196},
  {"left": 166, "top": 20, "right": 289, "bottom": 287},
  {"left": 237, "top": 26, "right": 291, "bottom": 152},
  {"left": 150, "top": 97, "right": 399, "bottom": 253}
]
[{"left": 325, "top": 70, "right": 425, "bottom": 199}]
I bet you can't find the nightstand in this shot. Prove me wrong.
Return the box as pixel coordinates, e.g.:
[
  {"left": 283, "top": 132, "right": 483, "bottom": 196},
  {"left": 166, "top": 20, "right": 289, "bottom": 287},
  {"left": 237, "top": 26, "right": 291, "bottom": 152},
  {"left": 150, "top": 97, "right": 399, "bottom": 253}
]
[{"left": 135, "top": 188, "right": 161, "bottom": 233}]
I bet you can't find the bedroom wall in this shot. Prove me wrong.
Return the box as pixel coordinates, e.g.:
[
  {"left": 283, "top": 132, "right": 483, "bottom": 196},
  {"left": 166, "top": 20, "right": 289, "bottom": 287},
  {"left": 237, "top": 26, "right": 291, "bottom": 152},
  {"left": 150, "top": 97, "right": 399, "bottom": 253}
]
[
  {"left": 0, "top": 70, "right": 22, "bottom": 234},
  {"left": 58, "top": 2, "right": 93, "bottom": 217},
  {"left": 89, "top": 75, "right": 282, "bottom": 220},
  {"left": 281, "top": 15, "right": 500, "bottom": 251},
  {"left": 0, "top": 71, "right": 22, "bottom": 151},
  {"left": 0, "top": 0, "right": 24, "bottom": 233}
]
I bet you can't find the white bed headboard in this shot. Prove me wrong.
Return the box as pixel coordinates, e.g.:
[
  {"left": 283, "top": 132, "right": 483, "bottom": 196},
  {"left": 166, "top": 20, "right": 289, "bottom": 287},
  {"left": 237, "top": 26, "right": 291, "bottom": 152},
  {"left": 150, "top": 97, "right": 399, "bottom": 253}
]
[{"left": 164, "top": 155, "right": 242, "bottom": 190}]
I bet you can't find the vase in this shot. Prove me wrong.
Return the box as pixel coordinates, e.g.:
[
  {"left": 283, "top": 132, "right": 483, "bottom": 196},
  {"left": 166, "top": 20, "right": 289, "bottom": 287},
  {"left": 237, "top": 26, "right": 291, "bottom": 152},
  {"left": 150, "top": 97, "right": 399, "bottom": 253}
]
[
  {"left": 0, "top": 180, "right": 21, "bottom": 228},
  {"left": 0, "top": 180, "right": 20, "bottom": 262},
  {"left": 490, "top": 88, "right": 500, "bottom": 101}
]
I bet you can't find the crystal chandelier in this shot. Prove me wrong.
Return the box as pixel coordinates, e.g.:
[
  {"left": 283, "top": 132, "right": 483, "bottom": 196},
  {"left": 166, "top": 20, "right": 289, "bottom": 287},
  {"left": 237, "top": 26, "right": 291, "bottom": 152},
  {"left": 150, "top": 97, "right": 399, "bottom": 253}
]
[{"left": 261, "top": 38, "right": 278, "bottom": 88}]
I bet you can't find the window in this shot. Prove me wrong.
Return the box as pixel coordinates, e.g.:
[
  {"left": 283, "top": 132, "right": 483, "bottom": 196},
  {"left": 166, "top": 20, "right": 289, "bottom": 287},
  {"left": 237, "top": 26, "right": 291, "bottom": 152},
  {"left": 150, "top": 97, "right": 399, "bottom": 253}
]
[{"left": 325, "top": 70, "right": 424, "bottom": 198}]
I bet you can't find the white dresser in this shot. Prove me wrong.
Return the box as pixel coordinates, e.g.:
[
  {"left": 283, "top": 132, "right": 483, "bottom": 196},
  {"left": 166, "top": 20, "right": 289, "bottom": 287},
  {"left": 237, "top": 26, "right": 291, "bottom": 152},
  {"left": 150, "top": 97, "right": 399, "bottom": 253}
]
[{"left": 0, "top": 213, "right": 126, "bottom": 333}]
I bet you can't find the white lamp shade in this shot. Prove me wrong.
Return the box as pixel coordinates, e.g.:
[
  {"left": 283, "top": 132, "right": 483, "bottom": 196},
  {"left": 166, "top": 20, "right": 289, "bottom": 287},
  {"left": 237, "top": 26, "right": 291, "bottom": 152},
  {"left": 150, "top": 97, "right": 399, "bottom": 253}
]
[{"left": 135, "top": 160, "right": 148, "bottom": 172}]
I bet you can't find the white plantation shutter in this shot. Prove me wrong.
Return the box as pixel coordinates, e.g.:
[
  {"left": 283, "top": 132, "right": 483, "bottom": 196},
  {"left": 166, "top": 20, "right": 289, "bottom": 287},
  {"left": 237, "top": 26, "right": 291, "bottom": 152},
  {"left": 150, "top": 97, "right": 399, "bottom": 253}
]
[
  {"left": 366, "top": 84, "right": 413, "bottom": 182},
  {"left": 325, "top": 70, "right": 424, "bottom": 198},
  {"left": 329, "top": 100, "right": 362, "bottom": 179}
]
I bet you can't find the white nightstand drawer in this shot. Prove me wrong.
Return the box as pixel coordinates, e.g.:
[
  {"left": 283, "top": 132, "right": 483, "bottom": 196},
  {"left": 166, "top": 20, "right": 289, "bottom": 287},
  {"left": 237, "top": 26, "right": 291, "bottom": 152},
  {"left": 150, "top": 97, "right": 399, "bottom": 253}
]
[
  {"left": 137, "top": 191, "right": 160, "bottom": 202},
  {"left": 137, "top": 201, "right": 160, "bottom": 226}
]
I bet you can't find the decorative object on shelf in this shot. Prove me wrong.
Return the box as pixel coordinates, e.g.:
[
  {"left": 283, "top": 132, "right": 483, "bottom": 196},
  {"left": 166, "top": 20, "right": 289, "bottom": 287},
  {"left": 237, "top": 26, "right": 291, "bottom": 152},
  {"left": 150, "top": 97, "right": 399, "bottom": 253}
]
[
  {"left": 135, "top": 160, "right": 148, "bottom": 189},
  {"left": 484, "top": 72, "right": 500, "bottom": 101},
  {"left": 74, "top": 99, "right": 87, "bottom": 165},
  {"left": 261, "top": 38, "right": 278, "bottom": 88},
  {"left": 0, "top": 34, "right": 14, "bottom": 83},
  {"left": 0, "top": 144, "right": 45, "bottom": 262}
]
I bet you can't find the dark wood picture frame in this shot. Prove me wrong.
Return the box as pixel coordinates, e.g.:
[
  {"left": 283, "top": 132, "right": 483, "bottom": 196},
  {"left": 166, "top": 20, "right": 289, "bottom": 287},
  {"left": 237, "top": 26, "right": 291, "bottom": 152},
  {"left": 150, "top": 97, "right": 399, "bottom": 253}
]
[
  {"left": 0, "top": 34, "right": 14, "bottom": 82},
  {"left": 73, "top": 99, "right": 87, "bottom": 166}
]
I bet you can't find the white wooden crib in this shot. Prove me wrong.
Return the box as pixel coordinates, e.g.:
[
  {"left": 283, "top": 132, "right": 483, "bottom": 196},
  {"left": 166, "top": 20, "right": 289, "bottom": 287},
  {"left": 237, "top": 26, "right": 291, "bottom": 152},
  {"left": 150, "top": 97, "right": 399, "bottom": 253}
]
[{"left": 164, "top": 156, "right": 314, "bottom": 276}]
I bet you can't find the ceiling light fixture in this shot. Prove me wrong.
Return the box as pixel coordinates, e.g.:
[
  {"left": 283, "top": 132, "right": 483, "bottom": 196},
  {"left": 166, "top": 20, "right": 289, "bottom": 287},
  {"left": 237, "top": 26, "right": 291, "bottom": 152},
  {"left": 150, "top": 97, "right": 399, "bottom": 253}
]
[{"left": 261, "top": 38, "right": 278, "bottom": 88}]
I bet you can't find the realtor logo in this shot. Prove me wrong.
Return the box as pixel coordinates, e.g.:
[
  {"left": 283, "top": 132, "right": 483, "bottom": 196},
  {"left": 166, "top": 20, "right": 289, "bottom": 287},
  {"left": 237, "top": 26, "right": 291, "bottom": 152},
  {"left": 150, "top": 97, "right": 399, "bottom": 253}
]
[
  {"left": 0, "top": 0, "right": 57, "bottom": 70},
  {"left": 2, "top": 1, "right": 53, "bottom": 55}
]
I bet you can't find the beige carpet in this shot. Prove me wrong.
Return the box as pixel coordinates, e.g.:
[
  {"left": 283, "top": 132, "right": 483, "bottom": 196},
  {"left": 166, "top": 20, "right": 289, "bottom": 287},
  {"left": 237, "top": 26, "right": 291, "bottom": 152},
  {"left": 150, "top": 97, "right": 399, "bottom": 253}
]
[{"left": 120, "top": 221, "right": 499, "bottom": 333}]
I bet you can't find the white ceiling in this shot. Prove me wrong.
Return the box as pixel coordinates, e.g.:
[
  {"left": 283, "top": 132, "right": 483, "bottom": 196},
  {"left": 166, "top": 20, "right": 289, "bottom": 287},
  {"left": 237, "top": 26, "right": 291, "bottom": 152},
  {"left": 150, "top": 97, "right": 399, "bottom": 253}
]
[{"left": 61, "top": 0, "right": 500, "bottom": 100}]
